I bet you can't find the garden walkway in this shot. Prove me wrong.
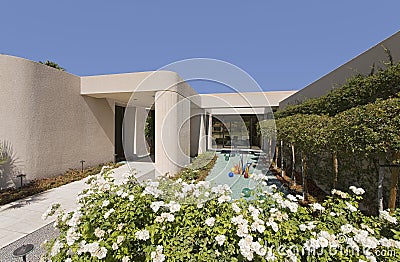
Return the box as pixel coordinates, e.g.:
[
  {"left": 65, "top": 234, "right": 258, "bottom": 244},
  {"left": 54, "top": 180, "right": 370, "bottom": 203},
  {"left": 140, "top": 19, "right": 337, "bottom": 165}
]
[{"left": 0, "top": 161, "right": 155, "bottom": 248}]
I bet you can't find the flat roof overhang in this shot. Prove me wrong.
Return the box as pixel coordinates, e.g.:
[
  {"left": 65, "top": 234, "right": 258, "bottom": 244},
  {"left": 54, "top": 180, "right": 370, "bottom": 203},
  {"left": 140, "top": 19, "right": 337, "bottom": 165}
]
[
  {"left": 80, "top": 70, "right": 296, "bottom": 110},
  {"left": 80, "top": 71, "right": 200, "bottom": 107}
]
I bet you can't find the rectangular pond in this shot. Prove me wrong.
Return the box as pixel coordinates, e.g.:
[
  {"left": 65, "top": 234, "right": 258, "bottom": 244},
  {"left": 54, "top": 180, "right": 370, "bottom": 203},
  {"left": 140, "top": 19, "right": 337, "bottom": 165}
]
[{"left": 206, "top": 150, "right": 282, "bottom": 199}]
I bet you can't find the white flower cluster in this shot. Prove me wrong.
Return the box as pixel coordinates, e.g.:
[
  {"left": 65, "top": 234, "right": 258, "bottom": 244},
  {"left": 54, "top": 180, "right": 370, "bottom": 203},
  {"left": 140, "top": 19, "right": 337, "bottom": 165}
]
[
  {"left": 77, "top": 241, "right": 107, "bottom": 259},
  {"left": 135, "top": 229, "right": 150, "bottom": 241},
  {"left": 299, "top": 221, "right": 316, "bottom": 231},
  {"left": 379, "top": 210, "right": 398, "bottom": 224},
  {"left": 155, "top": 212, "right": 175, "bottom": 223},
  {"left": 42, "top": 202, "right": 61, "bottom": 220},
  {"left": 151, "top": 245, "right": 165, "bottom": 262},
  {"left": 112, "top": 236, "right": 125, "bottom": 250},
  {"left": 142, "top": 181, "right": 163, "bottom": 198},
  {"left": 66, "top": 227, "right": 81, "bottom": 246},
  {"left": 303, "top": 230, "right": 339, "bottom": 252},
  {"left": 269, "top": 208, "right": 288, "bottom": 223},
  {"left": 212, "top": 184, "right": 233, "bottom": 196},
  {"left": 238, "top": 235, "right": 268, "bottom": 260},
  {"left": 104, "top": 208, "right": 115, "bottom": 219},
  {"left": 94, "top": 227, "right": 105, "bottom": 239},
  {"left": 151, "top": 201, "right": 181, "bottom": 213},
  {"left": 89, "top": 173, "right": 112, "bottom": 192},
  {"left": 66, "top": 210, "right": 82, "bottom": 228},
  {"left": 349, "top": 186, "right": 365, "bottom": 195},
  {"left": 345, "top": 202, "right": 358, "bottom": 212},
  {"left": 215, "top": 235, "right": 226, "bottom": 246},
  {"left": 50, "top": 239, "right": 64, "bottom": 257},
  {"left": 232, "top": 215, "right": 250, "bottom": 237},
  {"left": 121, "top": 170, "right": 137, "bottom": 184},
  {"left": 231, "top": 202, "right": 241, "bottom": 213},
  {"left": 248, "top": 205, "right": 266, "bottom": 233},
  {"left": 116, "top": 189, "right": 129, "bottom": 198},
  {"left": 150, "top": 201, "right": 164, "bottom": 212},
  {"left": 231, "top": 206, "right": 272, "bottom": 260},
  {"left": 310, "top": 203, "right": 325, "bottom": 212},
  {"left": 270, "top": 193, "right": 298, "bottom": 213},
  {"left": 102, "top": 200, "right": 110, "bottom": 207},
  {"left": 205, "top": 217, "right": 216, "bottom": 227},
  {"left": 331, "top": 189, "right": 348, "bottom": 198}
]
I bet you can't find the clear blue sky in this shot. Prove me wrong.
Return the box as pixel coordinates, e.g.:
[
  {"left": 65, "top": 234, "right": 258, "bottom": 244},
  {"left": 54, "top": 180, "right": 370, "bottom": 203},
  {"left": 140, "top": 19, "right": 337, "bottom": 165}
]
[{"left": 1, "top": 1, "right": 399, "bottom": 93}]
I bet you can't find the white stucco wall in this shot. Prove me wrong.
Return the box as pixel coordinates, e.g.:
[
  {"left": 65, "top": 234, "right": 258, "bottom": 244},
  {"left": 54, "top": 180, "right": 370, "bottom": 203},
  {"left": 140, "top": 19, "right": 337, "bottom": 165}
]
[{"left": 0, "top": 55, "right": 114, "bottom": 184}]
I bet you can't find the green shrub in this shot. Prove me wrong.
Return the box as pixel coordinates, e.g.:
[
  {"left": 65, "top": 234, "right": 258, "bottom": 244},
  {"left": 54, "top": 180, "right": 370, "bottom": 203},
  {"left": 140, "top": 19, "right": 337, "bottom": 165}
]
[{"left": 275, "top": 62, "right": 400, "bottom": 118}]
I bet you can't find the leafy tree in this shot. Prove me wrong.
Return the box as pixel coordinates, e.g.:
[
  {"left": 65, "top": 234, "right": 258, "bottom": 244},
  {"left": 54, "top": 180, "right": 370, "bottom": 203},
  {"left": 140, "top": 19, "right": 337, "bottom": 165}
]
[{"left": 38, "top": 60, "right": 65, "bottom": 71}]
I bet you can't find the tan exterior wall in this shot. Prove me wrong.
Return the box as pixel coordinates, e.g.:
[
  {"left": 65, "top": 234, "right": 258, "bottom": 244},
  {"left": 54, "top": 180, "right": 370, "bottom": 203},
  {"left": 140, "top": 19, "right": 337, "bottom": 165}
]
[
  {"left": 0, "top": 55, "right": 114, "bottom": 186},
  {"left": 280, "top": 31, "right": 400, "bottom": 108}
]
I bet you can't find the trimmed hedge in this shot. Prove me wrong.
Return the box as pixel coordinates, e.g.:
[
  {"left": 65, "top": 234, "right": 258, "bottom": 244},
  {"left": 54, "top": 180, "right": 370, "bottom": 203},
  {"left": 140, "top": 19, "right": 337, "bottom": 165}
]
[{"left": 275, "top": 62, "right": 400, "bottom": 118}]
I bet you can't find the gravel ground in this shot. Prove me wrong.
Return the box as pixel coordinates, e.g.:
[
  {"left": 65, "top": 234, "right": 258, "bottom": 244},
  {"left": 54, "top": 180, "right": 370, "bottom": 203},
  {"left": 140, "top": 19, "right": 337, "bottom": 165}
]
[{"left": 0, "top": 222, "right": 59, "bottom": 262}]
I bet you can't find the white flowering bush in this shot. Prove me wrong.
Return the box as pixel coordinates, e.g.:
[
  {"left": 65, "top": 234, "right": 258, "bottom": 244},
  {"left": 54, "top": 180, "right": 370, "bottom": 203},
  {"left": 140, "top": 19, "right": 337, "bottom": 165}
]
[{"left": 42, "top": 168, "right": 400, "bottom": 261}]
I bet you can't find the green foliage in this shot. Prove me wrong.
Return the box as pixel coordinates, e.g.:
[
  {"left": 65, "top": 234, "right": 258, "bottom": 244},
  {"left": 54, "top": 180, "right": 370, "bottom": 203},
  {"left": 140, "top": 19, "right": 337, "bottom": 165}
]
[
  {"left": 275, "top": 61, "right": 400, "bottom": 118},
  {"left": 269, "top": 98, "right": 400, "bottom": 157},
  {"left": 145, "top": 111, "right": 154, "bottom": 138},
  {"left": 39, "top": 60, "right": 65, "bottom": 71},
  {"left": 260, "top": 98, "right": 400, "bottom": 212},
  {"left": 176, "top": 152, "right": 217, "bottom": 182},
  {"left": 275, "top": 114, "right": 331, "bottom": 152},
  {"left": 43, "top": 169, "right": 400, "bottom": 261},
  {"left": 331, "top": 97, "right": 400, "bottom": 155}
]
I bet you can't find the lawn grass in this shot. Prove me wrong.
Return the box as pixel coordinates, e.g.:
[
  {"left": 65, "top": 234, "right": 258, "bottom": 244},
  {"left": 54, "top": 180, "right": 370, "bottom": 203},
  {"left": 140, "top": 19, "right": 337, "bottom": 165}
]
[{"left": 0, "top": 162, "right": 122, "bottom": 206}]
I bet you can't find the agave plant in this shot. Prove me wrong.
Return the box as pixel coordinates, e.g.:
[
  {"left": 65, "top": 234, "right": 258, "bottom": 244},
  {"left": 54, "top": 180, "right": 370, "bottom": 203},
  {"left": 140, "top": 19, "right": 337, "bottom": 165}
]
[{"left": 0, "top": 140, "right": 18, "bottom": 190}]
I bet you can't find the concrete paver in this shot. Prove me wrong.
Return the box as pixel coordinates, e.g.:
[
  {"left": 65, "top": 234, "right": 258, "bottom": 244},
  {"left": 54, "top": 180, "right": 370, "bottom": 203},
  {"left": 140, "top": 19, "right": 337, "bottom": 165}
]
[{"left": 0, "top": 161, "right": 155, "bottom": 248}]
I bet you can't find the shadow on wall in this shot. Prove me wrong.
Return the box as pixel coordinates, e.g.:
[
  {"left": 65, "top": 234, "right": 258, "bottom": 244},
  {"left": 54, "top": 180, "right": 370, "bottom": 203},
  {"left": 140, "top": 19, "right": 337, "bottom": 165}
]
[
  {"left": 83, "top": 96, "right": 114, "bottom": 144},
  {"left": 0, "top": 141, "right": 19, "bottom": 190}
]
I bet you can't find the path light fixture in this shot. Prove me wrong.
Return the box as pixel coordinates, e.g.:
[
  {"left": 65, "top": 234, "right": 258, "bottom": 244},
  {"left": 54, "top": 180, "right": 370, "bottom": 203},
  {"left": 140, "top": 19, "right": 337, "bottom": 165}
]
[
  {"left": 12, "top": 244, "right": 34, "bottom": 262},
  {"left": 80, "top": 160, "right": 86, "bottom": 173},
  {"left": 16, "top": 174, "right": 26, "bottom": 189}
]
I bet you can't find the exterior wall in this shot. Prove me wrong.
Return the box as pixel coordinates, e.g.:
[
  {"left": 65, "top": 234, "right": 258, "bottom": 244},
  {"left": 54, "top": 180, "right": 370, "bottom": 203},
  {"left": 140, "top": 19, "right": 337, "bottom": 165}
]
[
  {"left": 0, "top": 55, "right": 114, "bottom": 186},
  {"left": 280, "top": 31, "right": 400, "bottom": 108},
  {"left": 190, "top": 108, "right": 207, "bottom": 157}
]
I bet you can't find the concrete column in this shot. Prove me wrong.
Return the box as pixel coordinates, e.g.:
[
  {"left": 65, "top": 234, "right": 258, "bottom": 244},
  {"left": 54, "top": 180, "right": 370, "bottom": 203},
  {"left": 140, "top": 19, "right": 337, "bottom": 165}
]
[
  {"left": 135, "top": 107, "right": 148, "bottom": 157},
  {"left": 198, "top": 113, "right": 207, "bottom": 154},
  {"left": 207, "top": 114, "right": 213, "bottom": 150},
  {"left": 155, "top": 90, "right": 190, "bottom": 177}
]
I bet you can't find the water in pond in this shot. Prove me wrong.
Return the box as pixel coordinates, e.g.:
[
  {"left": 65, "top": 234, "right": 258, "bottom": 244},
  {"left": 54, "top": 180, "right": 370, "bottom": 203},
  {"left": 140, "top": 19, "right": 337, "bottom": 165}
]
[{"left": 206, "top": 150, "right": 283, "bottom": 199}]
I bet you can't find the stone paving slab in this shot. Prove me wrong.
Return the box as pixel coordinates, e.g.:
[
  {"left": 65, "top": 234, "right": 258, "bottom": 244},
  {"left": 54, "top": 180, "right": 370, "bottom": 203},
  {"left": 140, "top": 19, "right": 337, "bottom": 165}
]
[{"left": 0, "top": 161, "right": 155, "bottom": 249}]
